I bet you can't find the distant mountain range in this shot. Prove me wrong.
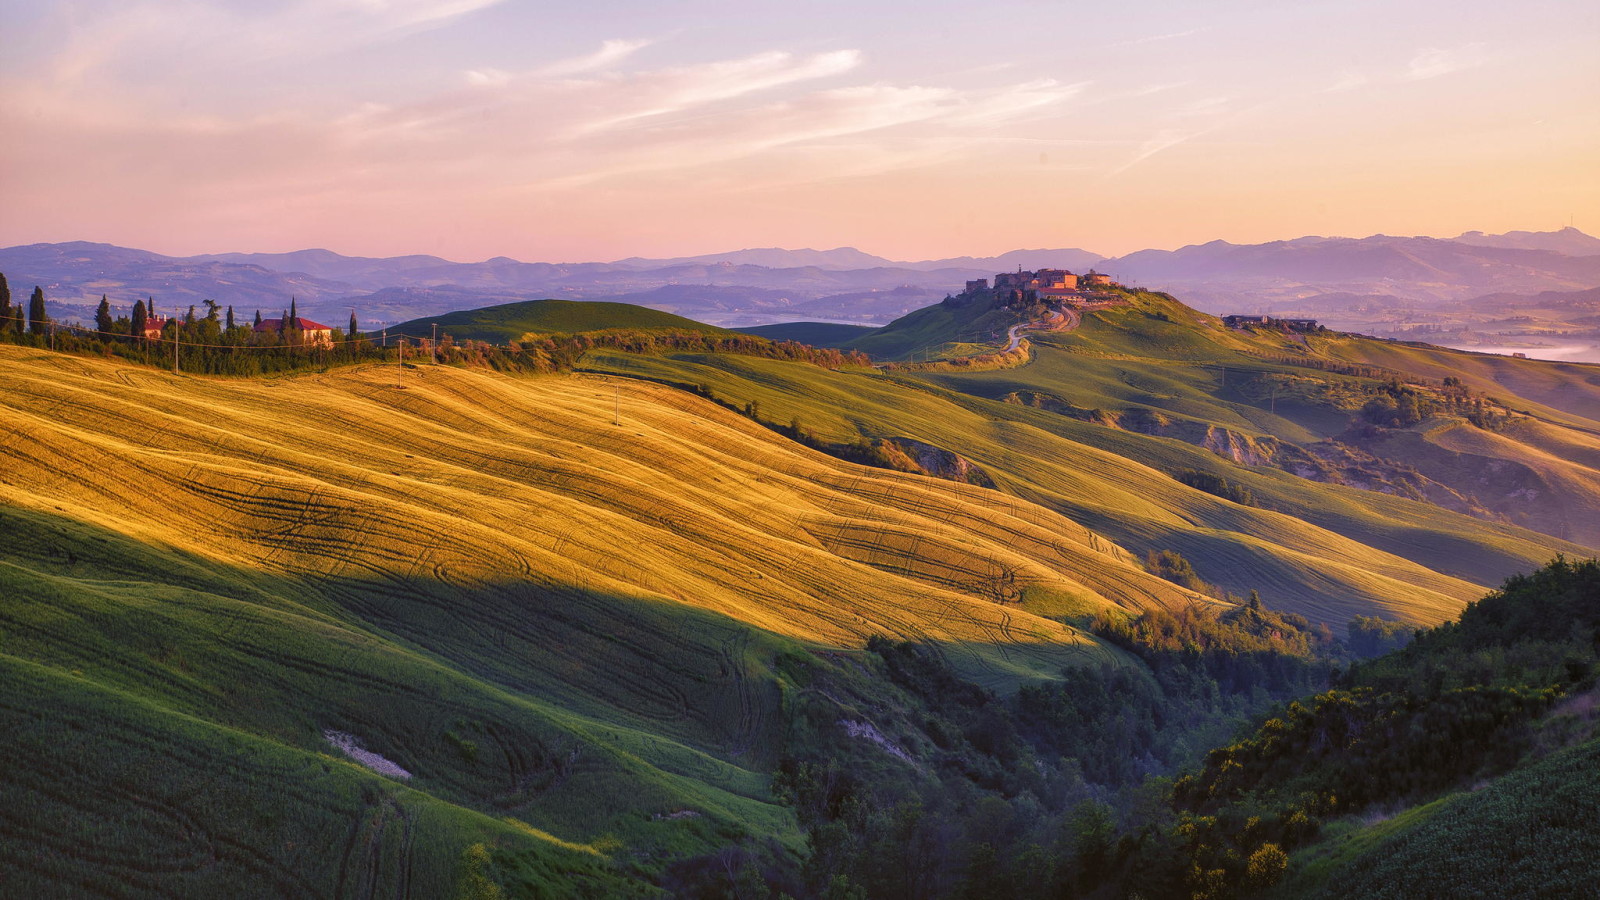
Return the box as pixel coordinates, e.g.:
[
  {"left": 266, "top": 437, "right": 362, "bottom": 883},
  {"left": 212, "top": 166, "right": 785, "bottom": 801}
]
[
  {"left": 2, "top": 229, "right": 1595, "bottom": 328},
  {"left": 1450, "top": 226, "right": 1600, "bottom": 255},
  {"left": 610, "top": 246, "right": 1107, "bottom": 273}
]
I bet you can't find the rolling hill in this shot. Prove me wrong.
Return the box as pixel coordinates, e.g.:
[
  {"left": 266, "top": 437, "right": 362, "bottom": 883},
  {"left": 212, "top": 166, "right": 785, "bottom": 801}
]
[
  {"left": 388, "top": 298, "right": 731, "bottom": 343},
  {"left": 2, "top": 280, "right": 1597, "bottom": 896}
]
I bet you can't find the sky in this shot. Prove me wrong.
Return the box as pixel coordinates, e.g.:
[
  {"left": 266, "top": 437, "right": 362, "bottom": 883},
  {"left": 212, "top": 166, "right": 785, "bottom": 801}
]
[{"left": 2, "top": 0, "right": 1597, "bottom": 262}]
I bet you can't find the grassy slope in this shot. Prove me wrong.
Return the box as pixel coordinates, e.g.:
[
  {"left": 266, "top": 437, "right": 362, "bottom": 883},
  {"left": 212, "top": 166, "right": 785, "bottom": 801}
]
[
  {"left": 389, "top": 298, "right": 729, "bottom": 343},
  {"left": 843, "top": 298, "right": 1021, "bottom": 360},
  {"left": 0, "top": 652, "right": 642, "bottom": 898},
  {"left": 1287, "top": 734, "right": 1600, "bottom": 900}
]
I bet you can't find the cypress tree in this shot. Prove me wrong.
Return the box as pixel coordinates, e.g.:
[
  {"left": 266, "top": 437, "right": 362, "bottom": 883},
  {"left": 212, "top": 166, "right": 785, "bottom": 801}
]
[
  {"left": 226, "top": 306, "right": 235, "bottom": 330},
  {"left": 132, "top": 299, "right": 148, "bottom": 341},
  {"left": 28, "top": 286, "right": 47, "bottom": 336},
  {"left": 0, "top": 271, "right": 11, "bottom": 335},
  {"left": 184, "top": 305, "right": 196, "bottom": 326},
  {"left": 96, "top": 296, "right": 114, "bottom": 335},
  {"left": 253, "top": 309, "right": 262, "bottom": 327},
  {"left": 348, "top": 311, "right": 359, "bottom": 341},
  {"left": 289, "top": 297, "right": 298, "bottom": 325}
]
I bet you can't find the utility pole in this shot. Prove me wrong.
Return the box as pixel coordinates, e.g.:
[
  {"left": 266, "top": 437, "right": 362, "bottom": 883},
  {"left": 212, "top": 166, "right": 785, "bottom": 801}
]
[
  {"left": 397, "top": 339, "right": 404, "bottom": 389},
  {"left": 432, "top": 323, "right": 438, "bottom": 364},
  {"left": 172, "top": 306, "right": 180, "bottom": 374}
]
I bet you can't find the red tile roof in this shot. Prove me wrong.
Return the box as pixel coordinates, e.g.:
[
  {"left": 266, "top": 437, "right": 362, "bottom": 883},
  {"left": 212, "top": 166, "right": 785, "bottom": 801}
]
[{"left": 254, "top": 317, "right": 332, "bottom": 332}]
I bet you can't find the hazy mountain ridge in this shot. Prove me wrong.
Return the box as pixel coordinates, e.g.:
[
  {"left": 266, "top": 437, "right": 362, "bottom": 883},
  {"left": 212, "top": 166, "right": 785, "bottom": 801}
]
[
  {"left": 4, "top": 228, "right": 1596, "bottom": 333},
  {"left": 1102, "top": 233, "right": 1600, "bottom": 299},
  {"left": 1451, "top": 225, "right": 1600, "bottom": 255}
]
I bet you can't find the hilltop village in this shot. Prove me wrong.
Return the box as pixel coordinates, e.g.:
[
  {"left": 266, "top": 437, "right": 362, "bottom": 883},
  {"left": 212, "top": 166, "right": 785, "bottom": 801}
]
[{"left": 952, "top": 267, "right": 1126, "bottom": 310}]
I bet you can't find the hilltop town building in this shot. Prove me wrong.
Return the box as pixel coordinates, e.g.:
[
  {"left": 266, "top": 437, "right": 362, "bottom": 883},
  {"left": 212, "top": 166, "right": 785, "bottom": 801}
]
[
  {"left": 958, "top": 267, "right": 1121, "bottom": 309},
  {"left": 139, "top": 315, "right": 169, "bottom": 341}
]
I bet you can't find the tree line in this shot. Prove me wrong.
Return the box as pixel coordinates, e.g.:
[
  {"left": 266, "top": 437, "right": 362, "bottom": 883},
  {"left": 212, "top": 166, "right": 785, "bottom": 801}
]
[{"left": 0, "top": 272, "right": 869, "bottom": 377}]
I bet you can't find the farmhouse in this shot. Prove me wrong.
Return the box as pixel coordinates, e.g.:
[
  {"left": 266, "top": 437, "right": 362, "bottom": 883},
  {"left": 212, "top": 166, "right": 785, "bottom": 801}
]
[
  {"left": 255, "top": 317, "right": 335, "bottom": 349},
  {"left": 139, "top": 315, "right": 169, "bottom": 340}
]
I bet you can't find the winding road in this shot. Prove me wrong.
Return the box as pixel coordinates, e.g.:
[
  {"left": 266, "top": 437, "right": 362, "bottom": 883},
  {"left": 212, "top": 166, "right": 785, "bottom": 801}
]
[{"left": 1005, "top": 306, "right": 1082, "bottom": 352}]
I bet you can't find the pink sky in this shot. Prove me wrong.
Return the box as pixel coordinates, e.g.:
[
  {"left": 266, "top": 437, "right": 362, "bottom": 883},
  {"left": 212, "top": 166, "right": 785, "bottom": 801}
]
[{"left": 2, "top": 0, "right": 1596, "bottom": 261}]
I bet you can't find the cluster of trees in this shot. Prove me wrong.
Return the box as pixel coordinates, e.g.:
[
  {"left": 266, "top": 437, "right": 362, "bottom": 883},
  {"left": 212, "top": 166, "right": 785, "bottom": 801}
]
[
  {"left": 1356, "top": 377, "right": 1508, "bottom": 432},
  {"left": 1357, "top": 380, "right": 1436, "bottom": 429},
  {"left": 731, "top": 592, "right": 1352, "bottom": 900},
  {"left": 1144, "top": 549, "right": 1210, "bottom": 593},
  {"left": 1173, "top": 469, "right": 1257, "bottom": 507},
  {"left": 0, "top": 278, "right": 379, "bottom": 375},
  {"left": 0, "top": 275, "right": 48, "bottom": 337},
  {"left": 549, "top": 331, "right": 870, "bottom": 368},
  {"left": 1346, "top": 614, "right": 1414, "bottom": 658},
  {"left": 1162, "top": 556, "right": 1597, "bottom": 898},
  {"left": 1240, "top": 350, "right": 1411, "bottom": 382}
]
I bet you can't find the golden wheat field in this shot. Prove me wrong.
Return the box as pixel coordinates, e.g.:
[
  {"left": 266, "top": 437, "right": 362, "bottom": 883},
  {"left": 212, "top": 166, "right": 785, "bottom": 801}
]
[{"left": 0, "top": 346, "right": 1222, "bottom": 691}]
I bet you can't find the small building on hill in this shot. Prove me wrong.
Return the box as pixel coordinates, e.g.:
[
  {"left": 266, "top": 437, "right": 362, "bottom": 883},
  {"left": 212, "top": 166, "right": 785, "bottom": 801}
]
[
  {"left": 255, "top": 317, "right": 335, "bottom": 348},
  {"left": 140, "top": 315, "right": 169, "bottom": 341}
]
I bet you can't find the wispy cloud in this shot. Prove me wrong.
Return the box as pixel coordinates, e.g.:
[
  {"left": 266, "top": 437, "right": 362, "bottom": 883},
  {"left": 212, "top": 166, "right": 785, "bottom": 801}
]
[
  {"left": 538, "top": 38, "right": 655, "bottom": 76},
  {"left": 574, "top": 49, "right": 864, "bottom": 133},
  {"left": 53, "top": 0, "right": 503, "bottom": 84},
  {"left": 1114, "top": 27, "right": 1209, "bottom": 48},
  {"left": 531, "top": 76, "right": 1087, "bottom": 190},
  {"left": 1326, "top": 42, "right": 1493, "bottom": 93},
  {"left": 1105, "top": 97, "right": 1277, "bottom": 177},
  {"left": 1109, "top": 128, "right": 1201, "bottom": 175},
  {"left": 1405, "top": 43, "right": 1490, "bottom": 81},
  {"left": 1325, "top": 70, "right": 1370, "bottom": 94}
]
